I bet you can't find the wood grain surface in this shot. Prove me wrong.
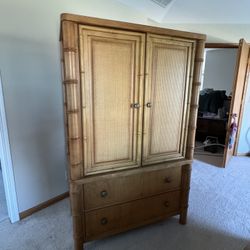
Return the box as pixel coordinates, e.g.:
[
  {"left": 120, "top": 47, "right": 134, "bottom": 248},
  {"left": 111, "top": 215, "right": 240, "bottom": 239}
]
[{"left": 60, "top": 13, "right": 205, "bottom": 250}]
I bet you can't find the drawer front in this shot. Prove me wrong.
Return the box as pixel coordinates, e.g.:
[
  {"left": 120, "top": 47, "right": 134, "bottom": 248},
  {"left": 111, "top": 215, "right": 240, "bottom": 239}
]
[
  {"left": 84, "top": 166, "right": 182, "bottom": 210},
  {"left": 84, "top": 174, "right": 143, "bottom": 210},
  {"left": 142, "top": 166, "right": 181, "bottom": 196},
  {"left": 85, "top": 191, "right": 180, "bottom": 240},
  {"left": 122, "top": 190, "right": 180, "bottom": 227}
]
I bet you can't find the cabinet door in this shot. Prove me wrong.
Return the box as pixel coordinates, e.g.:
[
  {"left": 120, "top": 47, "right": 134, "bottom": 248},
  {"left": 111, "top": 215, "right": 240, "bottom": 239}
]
[
  {"left": 142, "top": 34, "right": 195, "bottom": 165},
  {"left": 79, "top": 25, "right": 145, "bottom": 175}
]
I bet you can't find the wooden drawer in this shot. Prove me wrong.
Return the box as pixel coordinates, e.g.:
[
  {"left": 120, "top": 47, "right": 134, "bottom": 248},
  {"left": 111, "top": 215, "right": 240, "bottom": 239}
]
[
  {"left": 85, "top": 191, "right": 180, "bottom": 240},
  {"left": 84, "top": 166, "right": 181, "bottom": 210},
  {"left": 83, "top": 174, "right": 143, "bottom": 210},
  {"left": 142, "top": 166, "right": 181, "bottom": 196}
]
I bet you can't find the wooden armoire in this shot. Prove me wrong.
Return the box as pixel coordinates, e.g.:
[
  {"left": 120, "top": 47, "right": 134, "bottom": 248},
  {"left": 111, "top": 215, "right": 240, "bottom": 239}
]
[{"left": 60, "top": 13, "right": 205, "bottom": 250}]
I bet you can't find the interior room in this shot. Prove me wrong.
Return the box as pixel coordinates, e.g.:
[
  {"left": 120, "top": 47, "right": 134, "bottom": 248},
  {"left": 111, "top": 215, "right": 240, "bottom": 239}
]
[
  {"left": 0, "top": 0, "right": 250, "bottom": 250},
  {"left": 194, "top": 48, "right": 238, "bottom": 167}
]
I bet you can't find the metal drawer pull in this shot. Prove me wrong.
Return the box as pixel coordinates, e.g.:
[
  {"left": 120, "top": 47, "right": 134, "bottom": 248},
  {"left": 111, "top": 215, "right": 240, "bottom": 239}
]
[
  {"left": 131, "top": 103, "right": 140, "bottom": 109},
  {"left": 164, "top": 201, "right": 169, "bottom": 208},
  {"left": 146, "top": 102, "right": 152, "bottom": 108},
  {"left": 100, "top": 190, "right": 108, "bottom": 198},
  {"left": 101, "top": 217, "right": 108, "bottom": 225},
  {"left": 164, "top": 177, "right": 172, "bottom": 183}
]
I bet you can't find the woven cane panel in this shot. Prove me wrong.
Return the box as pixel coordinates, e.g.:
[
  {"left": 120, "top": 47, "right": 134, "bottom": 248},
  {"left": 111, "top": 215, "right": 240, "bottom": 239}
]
[
  {"left": 149, "top": 45, "right": 187, "bottom": 154},
  {"left": 91, "top": 39, "right": 133, "bottom": 163}
]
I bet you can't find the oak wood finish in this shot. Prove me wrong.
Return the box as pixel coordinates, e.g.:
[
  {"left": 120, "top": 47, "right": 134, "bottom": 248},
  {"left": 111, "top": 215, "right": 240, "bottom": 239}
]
[
  {"left": 61, "top": 21, "right": 83, "bottom": 180},
  {"left": 60, "top": 14, "right": 205, "bottom": 250},
  {"left": 223, "top": 39, "right": 250, "bottom": 166},
  {"left": 84, "top": 173, "right": 144, "bottom": 211},
  {"left": 61, "top": 14, "right": 206, "bottom": 41},
  {"left": 70, "top": 182, "right": 85, "bottom": 248},
  {"left": 179, "top": 164, "right": 192, "bottom": 224},
  {"left": 233, "top": 51, "right": 250, "bottom": 156},
  {"left": 85, "top": 191, "right": 180, "bottom": 240},
  {"left": 186, "top": 39, "right": 205, "bottom": 161},
  {"left": 75, "top": 159, "right": 192, "bottom": 185},
  {"left": 142, "top": 166, "right": 181, "bottom": 196},
  {"left": 61, "top": 21, "right": 84, "bottom": 249},
  {"left": 83, "top": 166, "right": 181, "bottom": 211},
  {"left": 178, "top": 39, "right": 205, "bottom": 224}
]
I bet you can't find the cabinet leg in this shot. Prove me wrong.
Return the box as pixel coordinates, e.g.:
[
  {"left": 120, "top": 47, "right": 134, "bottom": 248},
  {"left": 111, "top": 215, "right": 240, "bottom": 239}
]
[
  {"left": 74, "top": 238, "right": 84, "bottom": 250},
  {"left": 179, "top": 164, "right": 191, "bottom": 225},
  {"left": 179, "top": 208, "right": 188, "bottom": 225},
  {"left": 70, "top": 183, "right": 85, "bottom": 250}
]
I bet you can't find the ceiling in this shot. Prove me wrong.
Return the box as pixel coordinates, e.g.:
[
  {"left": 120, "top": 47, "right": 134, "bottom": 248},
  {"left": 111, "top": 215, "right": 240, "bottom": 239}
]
[{"left": 117, "top": 0, "right": 250, "bottom": 24}]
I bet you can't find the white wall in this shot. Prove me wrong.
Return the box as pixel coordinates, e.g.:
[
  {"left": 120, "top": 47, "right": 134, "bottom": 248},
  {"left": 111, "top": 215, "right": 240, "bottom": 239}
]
[
  {"left": 1, "top": 0, "right": 250, "bottom": 213},
  {"left": 147, "top": 22, "right": 250, "bottom": 43},
  {"left": 202, "top": 49, "right": 238, "bottom": 95},
  {"left": 0, "top": 0, "right": 148, "bottom": 212}
]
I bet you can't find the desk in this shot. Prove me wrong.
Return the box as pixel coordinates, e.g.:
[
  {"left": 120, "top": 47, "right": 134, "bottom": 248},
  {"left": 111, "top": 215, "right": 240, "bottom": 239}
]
[{"left": 196, "top": 117, "right": 227, "bottom": 144}]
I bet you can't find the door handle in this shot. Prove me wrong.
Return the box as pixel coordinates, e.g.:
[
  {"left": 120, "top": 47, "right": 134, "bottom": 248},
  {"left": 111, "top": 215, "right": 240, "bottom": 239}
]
[
  {"left": 131, "top": 103, "right": 140, "bottom": 109},
  {"left": 146, "top": 102, "right": 152, "bottom": 108}
]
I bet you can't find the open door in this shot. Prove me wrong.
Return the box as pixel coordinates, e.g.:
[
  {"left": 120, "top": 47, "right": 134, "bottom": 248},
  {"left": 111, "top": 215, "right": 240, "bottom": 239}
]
[{"left": 223, "top": 39, "right": 250, "bottom": 167}]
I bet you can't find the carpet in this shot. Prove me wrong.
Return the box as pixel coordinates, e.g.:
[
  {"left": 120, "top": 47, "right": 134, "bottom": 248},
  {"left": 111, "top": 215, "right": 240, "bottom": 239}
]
[{"left": 0, "top": 157, "right": 249, "bottom": 250}]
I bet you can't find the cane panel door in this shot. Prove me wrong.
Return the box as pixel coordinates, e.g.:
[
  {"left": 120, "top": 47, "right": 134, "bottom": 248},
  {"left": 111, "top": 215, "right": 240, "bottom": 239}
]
[
  {"left": 142, "top": 34, "right": 195, "bottom": 165},
  {"left": 79, "top": 25, "right": 145, "bottom": 175}
]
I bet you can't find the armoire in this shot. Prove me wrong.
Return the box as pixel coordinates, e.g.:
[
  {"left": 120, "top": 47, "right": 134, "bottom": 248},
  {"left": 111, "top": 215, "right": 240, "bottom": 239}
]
[{"left": 60, "top": 13, "right": 206, "bottom": 250}]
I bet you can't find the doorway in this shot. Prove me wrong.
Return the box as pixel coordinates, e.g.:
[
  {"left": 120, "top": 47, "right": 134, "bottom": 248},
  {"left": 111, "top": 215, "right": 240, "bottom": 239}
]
[
  {"left": 194, "top": 46, "right": 238, "bottom": 167},
  {"left": 194, "top": 40, "right": 250, "bottom": 167}
]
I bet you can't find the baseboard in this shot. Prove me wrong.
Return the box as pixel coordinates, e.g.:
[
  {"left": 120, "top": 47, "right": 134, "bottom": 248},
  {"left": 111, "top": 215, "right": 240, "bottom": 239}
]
[
  {"left": 19, "top": 192, "right": 69, "bottom": 219},
  {"left": 236, "top": 152, "right": 250, "bottom": 156}
]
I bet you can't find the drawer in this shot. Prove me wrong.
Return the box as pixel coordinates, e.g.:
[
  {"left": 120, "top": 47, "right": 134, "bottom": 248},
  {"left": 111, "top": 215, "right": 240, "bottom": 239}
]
[
  {"left": 84, "top": 174, "right": 143, "bottom": 210},
  {"left": 122, "top": 190, "right": 180, "bottom": 227},
  {"left": 142, "top": 166, "right": 181, "bottom": 196},
  {"left": 84, "top": 166, "right": 182, "bottom": 210},
  {"left": 85, "top": 191, "right": 180, "bottom": 240},
  {"left": 85, "top": 205, "right": 122, "bottom": 240}
]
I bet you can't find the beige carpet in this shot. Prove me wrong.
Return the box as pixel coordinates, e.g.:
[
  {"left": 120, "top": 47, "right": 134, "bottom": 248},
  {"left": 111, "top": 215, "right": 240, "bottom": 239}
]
[{"left": 0, "top": 157, "right": 249, "bottom": 250}]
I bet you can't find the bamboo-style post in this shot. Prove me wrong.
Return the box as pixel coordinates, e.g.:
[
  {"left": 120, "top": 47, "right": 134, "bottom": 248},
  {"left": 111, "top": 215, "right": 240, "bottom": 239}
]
[
  {"left": 179, "top": 39, "right": 205, "bottom": 224},
  {"left": 61, "top": 20, "right": 84, "bottom": 250},
  {"left": 61, "top": 20, "right": 83, "bottom": 180}
]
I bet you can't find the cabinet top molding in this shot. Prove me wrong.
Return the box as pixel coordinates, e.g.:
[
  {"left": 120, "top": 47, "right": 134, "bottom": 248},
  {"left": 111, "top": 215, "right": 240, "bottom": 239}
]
[{"left": 60, "top": 13, "right": 206, "bottom": 41}]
